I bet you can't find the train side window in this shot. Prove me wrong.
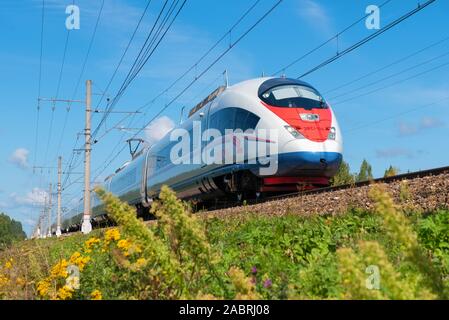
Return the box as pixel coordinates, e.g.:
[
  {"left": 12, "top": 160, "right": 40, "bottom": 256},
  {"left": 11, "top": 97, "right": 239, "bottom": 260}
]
[{"left": 244, "top": 111, "right": 260, "bottom": 131}]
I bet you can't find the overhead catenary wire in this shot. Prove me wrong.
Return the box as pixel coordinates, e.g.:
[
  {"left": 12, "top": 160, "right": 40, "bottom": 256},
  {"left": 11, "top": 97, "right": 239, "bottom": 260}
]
[
  {"left": 93, "top": 0, "right": 153, "bottom": 113},
  {"left": 90, "top": 0, "right": 284, "bottom": 185},
  {"left": 297, "top": 0, "right": 437, "bottom": 79},
  {"left": 344, "top": 96, "right": 449, "bottom": 134},
  {"left": 271, "top": 0, "right": 394, "bottom": 76},
  {"left": 332, "top": 59, "right": 449, "bottom": 105},
  {"left": 42, "top": 0, "right": 76, "bottom": 178},
  {"left": 61, "top": 0, "right": 153, "bottom": 200},
  {"left": 92, "top": 0, "right": 263, "bottom": 147},
  {"left": 92, "top": 0, "right": 187, "bottom": 140},
  {"left": 329, "top": 49, "right": 449, "bottom": 101},
  {"left": 55, "top": 0, "right": 106, "bottom": 159},
  {"left": 323, "top": 34, "right": 449, "bottom": 95}
]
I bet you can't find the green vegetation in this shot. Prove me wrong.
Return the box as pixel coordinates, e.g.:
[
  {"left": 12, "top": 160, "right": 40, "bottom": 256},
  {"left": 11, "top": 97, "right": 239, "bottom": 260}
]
[
  {"left": 0, "top": 213, "right": 26, "bottom": 248},
  {"left": 356, "top": 159, "right": 373, "bottom": 182},
  {"left": 384, "top": 165, "right": 400, "bottom": 178},
  {"left": 332, "top": 160, "right": 402, "bottom": 186},
  {"left": 0, "top": 186, "right": 448, "bottom": 300},
  {"left": 330, "top": 160, "right": 355, "bottom": 186}
]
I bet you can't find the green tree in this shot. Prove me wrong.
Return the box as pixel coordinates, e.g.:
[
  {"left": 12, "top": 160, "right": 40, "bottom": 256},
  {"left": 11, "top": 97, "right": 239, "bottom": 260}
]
[
  {"left": 0, "top": 213, "right": 26, "bottom": 247},
  {"left": 384, "top": 165, "right": 399, "bottom": 178},
  {"left": 330, "top": 160, "right": 355, "bottom": 186},
  {"left": 356, "top": 159, "right": 373, "bottom": 182}
]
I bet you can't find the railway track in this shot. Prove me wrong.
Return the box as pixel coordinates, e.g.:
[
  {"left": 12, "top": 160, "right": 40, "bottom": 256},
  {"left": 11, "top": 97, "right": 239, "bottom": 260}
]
[{"left": 205, "top": 165, "right": 449, "bottom": 213}]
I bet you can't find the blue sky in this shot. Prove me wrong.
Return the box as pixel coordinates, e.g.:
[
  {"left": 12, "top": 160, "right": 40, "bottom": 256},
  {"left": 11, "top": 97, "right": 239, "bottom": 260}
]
[{"left": 1, "top": 0, "right": 448, "bottom": 235}]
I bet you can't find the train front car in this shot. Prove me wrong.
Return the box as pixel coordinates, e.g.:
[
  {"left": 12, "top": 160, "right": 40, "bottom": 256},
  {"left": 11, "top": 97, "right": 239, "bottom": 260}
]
[{"left": 254, "top": 77, "right": 343, "bottom": 192}]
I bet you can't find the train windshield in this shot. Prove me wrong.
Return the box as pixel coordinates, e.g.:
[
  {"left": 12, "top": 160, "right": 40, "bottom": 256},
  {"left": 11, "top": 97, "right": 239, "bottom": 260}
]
[{"left": 261, "top": 84, "right": 327, "bottom": 109}]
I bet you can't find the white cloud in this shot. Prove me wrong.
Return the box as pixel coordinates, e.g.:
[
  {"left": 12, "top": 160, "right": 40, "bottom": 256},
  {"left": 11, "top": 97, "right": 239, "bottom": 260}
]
[
  {"left": 398, "top": 116, "right": 444, "bottom": 136},
  {"left": 297, "top": 0, "right": 333, "bottom": 36},
  {"left": 144, "top": 116, "right": 175, "bottom": 145},
  {"left": 10, "top": 188, "right": 48, "bottom": 207},
  {"left": 420, "top": 117, "right": 444, "bottom": 129},
  {"left": 9, "top": 148, "right": 30, "bottom": 169}
]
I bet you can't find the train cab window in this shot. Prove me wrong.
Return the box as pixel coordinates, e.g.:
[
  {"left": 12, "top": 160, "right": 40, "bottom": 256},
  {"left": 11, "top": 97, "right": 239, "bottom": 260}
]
[{"left": 261, "top": 84, "right": 327, "bottom": 110}]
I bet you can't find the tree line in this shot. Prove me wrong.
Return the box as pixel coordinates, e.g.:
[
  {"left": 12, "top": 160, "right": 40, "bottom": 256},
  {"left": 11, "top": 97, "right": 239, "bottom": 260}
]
[
  {"left": 330, "top": 159, "right": 400, "bottom": 186},
  {"left": 0, "top": 213, "right": 26, "bottom": 248}
]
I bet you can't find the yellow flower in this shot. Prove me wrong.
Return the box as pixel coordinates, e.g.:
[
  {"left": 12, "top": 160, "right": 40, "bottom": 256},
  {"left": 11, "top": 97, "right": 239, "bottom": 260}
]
[
  {"left": 69, "top": 252, "right": 81, "bottom": 264},
  {"left": 4, "top": 258, "right": 13, "bottom": 269},
  {"left": 69, "top": 252, "right": 90, "bottom": 271},
  {"left": 117, "top": 239, "right": 130, "bottom": 249},
  {"left": 104, "top": 228, "right": 120, "bottom": 242},
  {"left": 57, "top": 285, "right": 74, "bottom": 300},
  {"left": 135, "top": 258, "right": 147, "bottom": 268},
  {"left": 85, "top": 237, "right": 101, "bottom": 250},
  {"left": 90, "top": 289, "right": 102, "bottom": 300},
  {"left": 50, "top": 260, "right": 68, "bottom": 279},
  {"left": 37, "top": 279, "right": 51, "bottom": 297},
  {"left": 0, "top": 274, "right": 9, "bottom": 287}
]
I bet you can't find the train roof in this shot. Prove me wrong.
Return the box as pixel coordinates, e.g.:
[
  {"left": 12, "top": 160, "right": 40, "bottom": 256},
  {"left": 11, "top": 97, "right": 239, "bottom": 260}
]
[{"left": 188, "top": 85, "right": 226, "bottom": 118}]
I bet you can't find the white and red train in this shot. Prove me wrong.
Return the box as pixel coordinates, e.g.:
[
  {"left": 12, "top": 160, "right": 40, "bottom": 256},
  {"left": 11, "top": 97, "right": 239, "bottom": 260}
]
[{"left": 62, "top": 77, "right": 343, "bottom": 230}]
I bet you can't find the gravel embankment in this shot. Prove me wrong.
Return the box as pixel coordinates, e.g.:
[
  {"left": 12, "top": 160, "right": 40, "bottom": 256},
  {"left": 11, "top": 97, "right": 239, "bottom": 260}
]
[{"left": 205, "top": 173, "right": 449, "bottom": 219}]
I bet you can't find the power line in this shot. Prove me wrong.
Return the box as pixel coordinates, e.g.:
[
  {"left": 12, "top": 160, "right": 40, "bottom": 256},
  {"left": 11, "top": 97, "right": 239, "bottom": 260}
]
[
  {"left": 332, "top": 59, "right": 449, "bottom": 105},
  {"left": 297, "top": 0, "right": 437, "bottom": 79},
  {"left": 55, "top": 0, "right": 106, "bottom": 158},
  {"left": 90, "top": 0, "right": 284, "bottom": 184},
  {"left": 32, "top": 0, "right": 46, "bottom": 230},
  {"left": 329, "top": 49, "right": 449, "bottom": 101},
  {"left": 93, "top": 0, "right": 187, "bottom": 140},
  {"left": 33, "top": 0, "right": 45, "bottom": 170},
  {"left": 92, "top": 0, "right": 262, "bottom": 150},
  {"left": 43, "top": 0, "right": 75, "bottom": 168},
  {"left": 323, "top": 34, "right": 449, "bottom": 95},
  {"left": 94, "top": 0, "right": 153, "bottom": 111},
  {"left": 344, "top": 96, "right": 449, "bottom": 134},
  {"left": 272, "top": 0, "right": 394, "bottom": 76}
]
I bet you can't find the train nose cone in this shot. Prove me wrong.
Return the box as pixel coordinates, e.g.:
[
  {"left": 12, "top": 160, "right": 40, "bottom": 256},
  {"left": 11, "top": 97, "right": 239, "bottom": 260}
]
[{"left": 276, "top": 151, "right": 342, "bottom": 177}]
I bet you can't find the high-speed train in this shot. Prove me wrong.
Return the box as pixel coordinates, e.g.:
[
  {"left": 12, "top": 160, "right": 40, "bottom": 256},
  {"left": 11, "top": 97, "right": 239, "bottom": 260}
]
[{"left": 62, "top": 77, "right": 343, "bottom": 230}]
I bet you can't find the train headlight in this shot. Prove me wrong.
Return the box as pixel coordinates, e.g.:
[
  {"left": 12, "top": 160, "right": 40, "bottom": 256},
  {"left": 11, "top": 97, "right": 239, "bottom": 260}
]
[
  {"left": 328, "top": 127, "right": 336, "bottom": 140},
  {"left": 284, "top": 125, "right": 304, "bottom": 139}
]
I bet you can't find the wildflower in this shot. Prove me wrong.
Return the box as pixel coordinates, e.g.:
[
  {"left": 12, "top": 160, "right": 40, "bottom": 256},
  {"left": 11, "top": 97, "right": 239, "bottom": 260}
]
[
  {"left": 117, "top": 239, "right": 132, "bottom": 256},
  {"left": 85, "top": 237, "right": 101, "bottom": 250},
  {"left": 66, "top": 276, "right": 80, "bottom": 290},
  {"left": 56, "top": 285, "right": 74, "bottom": 300},
  {"left": 104, "top": 228, "right": 120, "bottom": 242},
  {"left": 117, "top": 239, "right": 131, "bottom": 250},
  {"left": 50, "top": 260, "right": 68, "bottom": 279},
  {"left": 135, "top": 258, "right": 147, "bottom": 268},
  {"left": 263, "top": 279, "right": 272, "bottom": 288},
  {"left": 4, "top": 258, "right": 13, "bottom": 270},
  {"left": 251, "top": 266, "right": 257, "bottom": 274},
  {"left": 70, "top": 252, "right": 90, "bottom": 271},
  {"left": 37, "top": 279, "right": 51, "bottom": 297},
  {"left": 91, "top": 289, "right": 102, "bottom": 300},
  {"left": 69, "top": 252, "right": 81, "bottom": 264},
  {"left": 0, "top": 275, "right": 9, "bottom": 287}
]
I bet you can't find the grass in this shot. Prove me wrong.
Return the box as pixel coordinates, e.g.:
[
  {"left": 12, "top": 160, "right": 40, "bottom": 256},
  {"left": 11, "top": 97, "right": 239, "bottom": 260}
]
[{"left": 0, "top": 185, "right": 448, "bottom": 300}]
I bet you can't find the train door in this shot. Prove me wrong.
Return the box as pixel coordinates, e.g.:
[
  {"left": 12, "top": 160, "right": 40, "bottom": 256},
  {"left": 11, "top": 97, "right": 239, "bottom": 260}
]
[
  {"left": 201, "top": 102, "right": 213, "bottom": 168},
  {"left": 141, "top": 150, "right": 156, "bottom": 207}
]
